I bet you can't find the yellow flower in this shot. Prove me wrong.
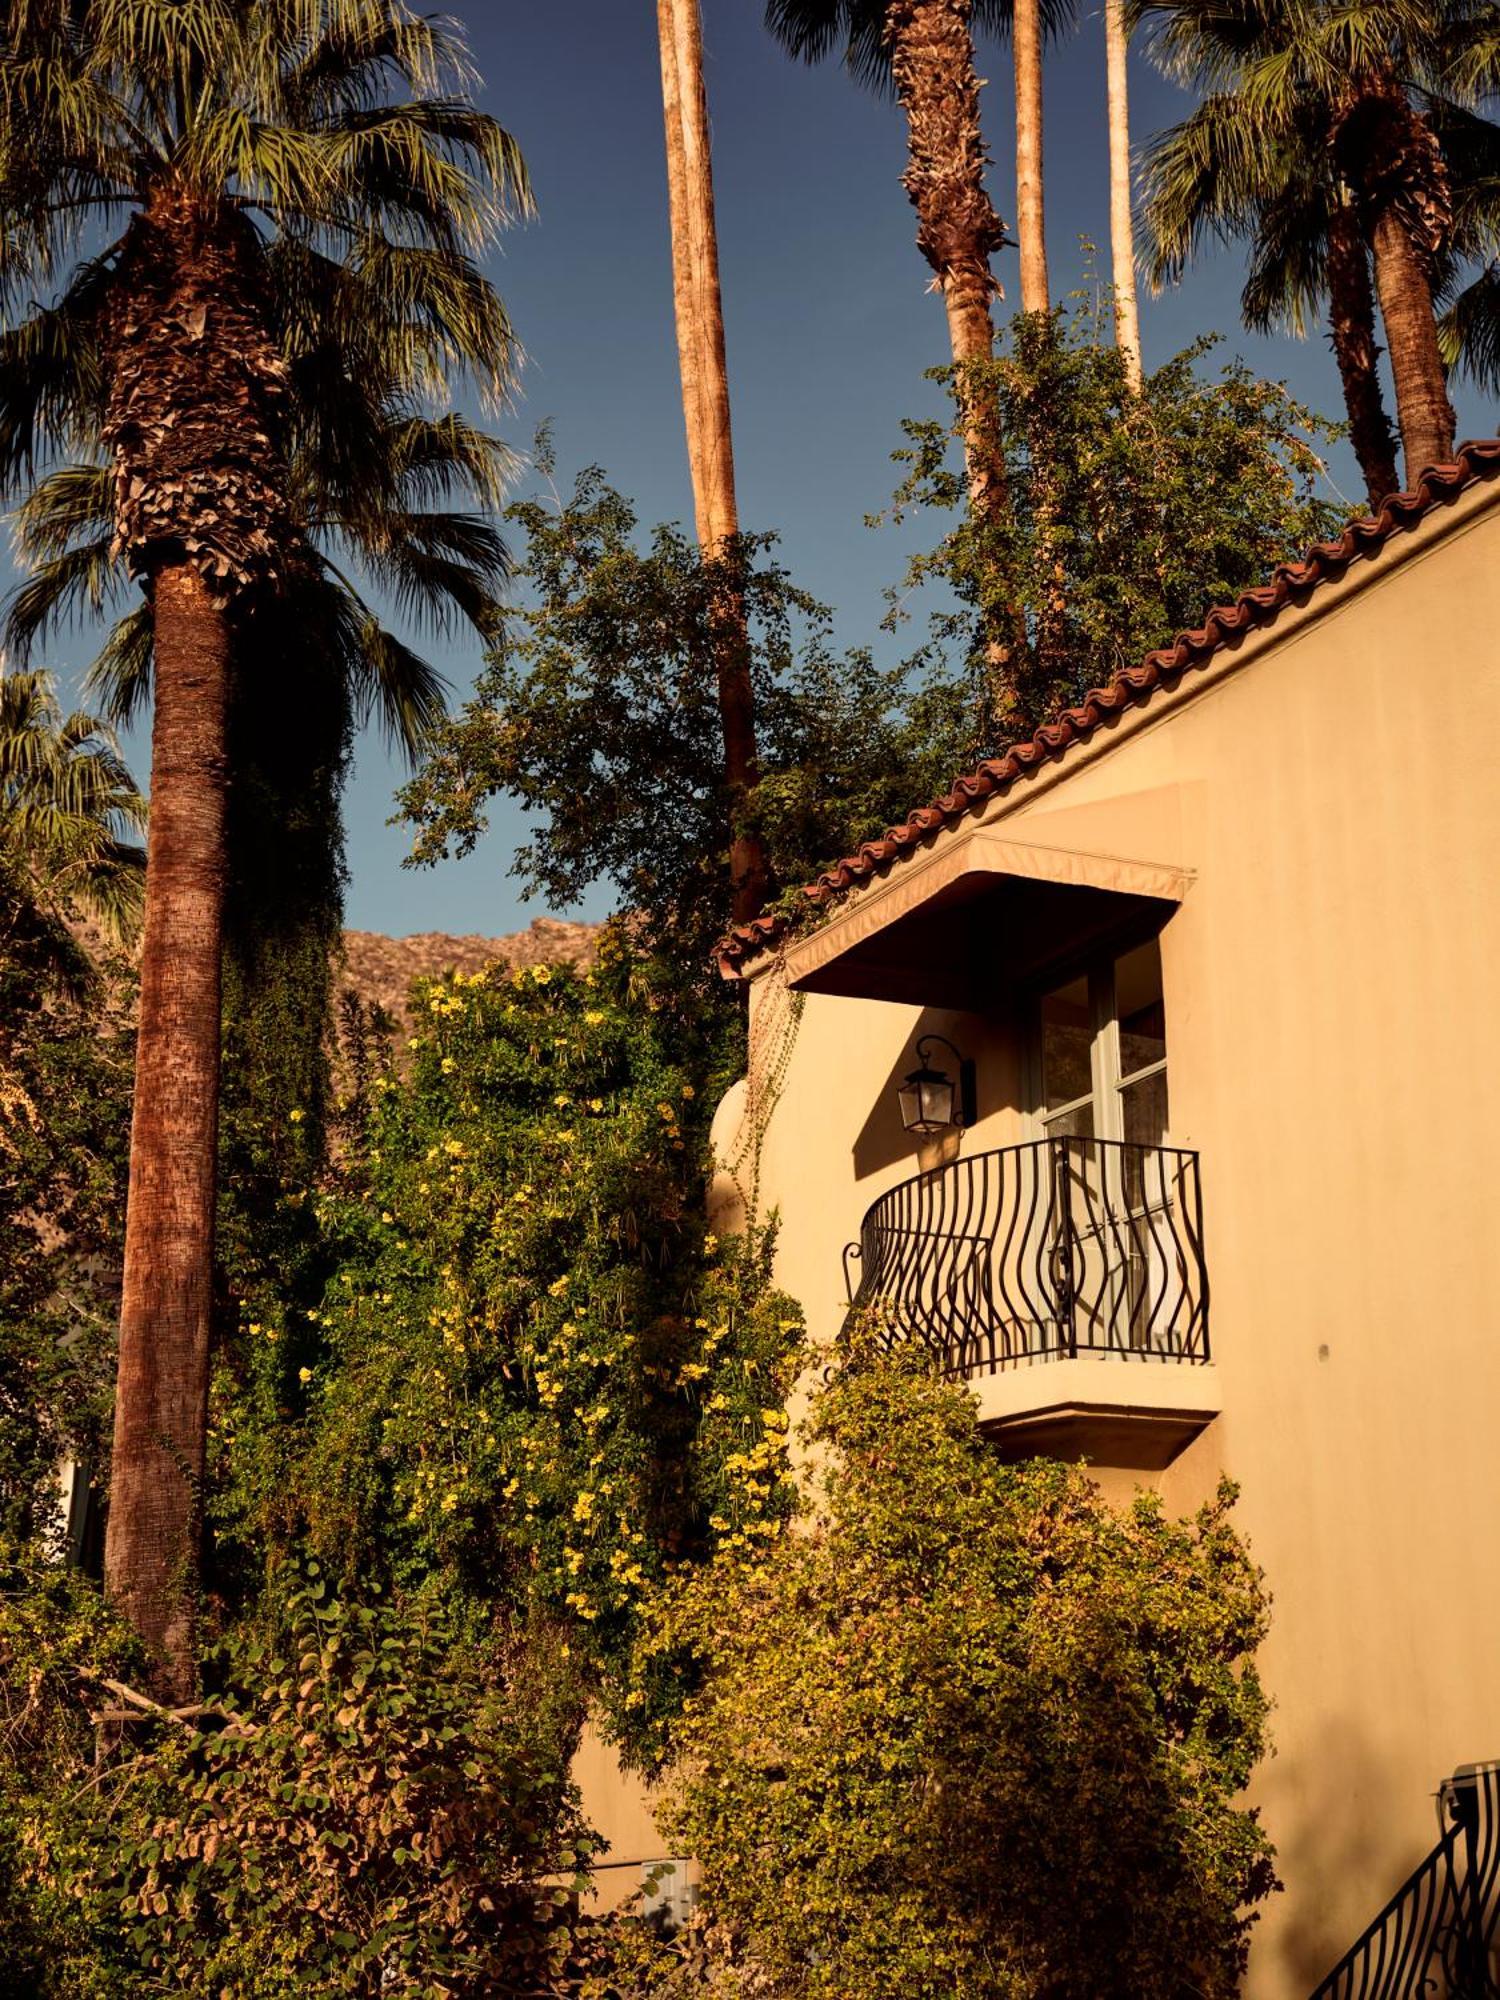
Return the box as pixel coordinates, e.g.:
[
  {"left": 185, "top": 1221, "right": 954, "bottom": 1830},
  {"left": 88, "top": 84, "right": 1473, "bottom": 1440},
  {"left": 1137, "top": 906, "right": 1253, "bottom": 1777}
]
[
  {"left": 288, "top": 1108, "right": 305, "bottom": 1124},
  {"left": 298, "top": 1366, "right": 313, "bottom": 1385},
  {"left": 680, "top": 1084, "right": 695, "bottom": 1100},
  {"left": 584, "top": 1009, "right": 605, "bottom": 1026},
  {"left": 531, "top": 964, "right": 551, "bottom": 984},
  {"left": 553, "top": 1093, "right": 571, "bottom": 1108},
  {"left": 441, "top": 1056, "right": 456, "bottom": 1074}
]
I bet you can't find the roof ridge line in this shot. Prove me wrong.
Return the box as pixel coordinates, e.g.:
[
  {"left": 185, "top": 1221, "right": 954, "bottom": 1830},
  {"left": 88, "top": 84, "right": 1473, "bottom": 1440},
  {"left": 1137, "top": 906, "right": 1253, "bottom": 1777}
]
[{"left": 716, "top": 438, "right": 1500, "bottom": 976}]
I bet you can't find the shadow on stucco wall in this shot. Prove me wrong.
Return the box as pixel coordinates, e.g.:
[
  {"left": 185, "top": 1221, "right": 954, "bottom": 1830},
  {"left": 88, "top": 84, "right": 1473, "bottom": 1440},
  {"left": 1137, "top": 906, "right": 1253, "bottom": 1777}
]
[
  {"left": 851, "top": 1005, "right": 1023, "bottom": 1183},
  {"left": 1255, "top": 1720, "right": 1424, "bottom": 1997}
]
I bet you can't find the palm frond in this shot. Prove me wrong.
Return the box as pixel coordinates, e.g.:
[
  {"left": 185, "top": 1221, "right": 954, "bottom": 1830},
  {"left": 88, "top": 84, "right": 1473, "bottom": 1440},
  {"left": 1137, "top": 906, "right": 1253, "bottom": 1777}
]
[{"left": 1440, "top": 262, "right": 1500, "bottom": 388}]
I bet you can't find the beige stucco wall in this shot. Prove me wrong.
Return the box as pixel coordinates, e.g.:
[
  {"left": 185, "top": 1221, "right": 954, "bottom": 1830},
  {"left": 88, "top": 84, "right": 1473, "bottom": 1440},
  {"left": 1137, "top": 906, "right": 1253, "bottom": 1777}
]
[{"left": 733, "top": 484, "right": 1500, "bottom": 1996}]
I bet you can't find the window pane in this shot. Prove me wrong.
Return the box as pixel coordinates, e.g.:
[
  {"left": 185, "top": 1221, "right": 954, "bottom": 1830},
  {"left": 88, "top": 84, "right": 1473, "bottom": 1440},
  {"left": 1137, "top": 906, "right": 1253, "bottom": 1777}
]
[
  {"left": 1041, "top": 974, "right": 1092, "bottom": 1110},
  {"left": 1116, "top": 940, "right": 1166, "bottom": 1079},
  {"left": 1043, "top": 1098, "right": 1095, "bottom": 1142},
  {"left": 1119, "top": 1066, "right": 1168, "bottom": 1150}
]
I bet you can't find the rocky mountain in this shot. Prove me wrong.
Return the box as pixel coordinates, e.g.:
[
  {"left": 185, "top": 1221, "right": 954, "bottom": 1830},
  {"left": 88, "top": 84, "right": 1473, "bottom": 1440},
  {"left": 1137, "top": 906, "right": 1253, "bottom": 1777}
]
[{"left": 338, "top": 918, "right": 601, "bottom": 1029}]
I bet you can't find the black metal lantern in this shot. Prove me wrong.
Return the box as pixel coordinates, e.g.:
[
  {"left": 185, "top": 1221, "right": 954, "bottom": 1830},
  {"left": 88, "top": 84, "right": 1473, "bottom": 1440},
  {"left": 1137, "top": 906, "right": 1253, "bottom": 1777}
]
[{"left": 897, "top": 1034, "right": 976, "bottom": 1136}]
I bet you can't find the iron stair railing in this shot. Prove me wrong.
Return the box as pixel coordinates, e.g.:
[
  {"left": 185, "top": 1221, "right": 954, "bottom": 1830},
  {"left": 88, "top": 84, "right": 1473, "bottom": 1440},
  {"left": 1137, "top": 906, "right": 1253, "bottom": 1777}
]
[
  {"left": 842, "top": 1135, "right": 1209, "bottom": 1380},
  {"left": 1309, "top": 1763, "right": 1500, "bottom": 2000}
]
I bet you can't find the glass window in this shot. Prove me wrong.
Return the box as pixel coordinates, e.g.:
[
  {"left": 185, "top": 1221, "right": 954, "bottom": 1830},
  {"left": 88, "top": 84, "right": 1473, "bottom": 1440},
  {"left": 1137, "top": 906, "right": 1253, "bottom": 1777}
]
[
  {"left": 1035, "top": 939, "right": 1170, "bottom": 1151},
  {"left": 1040, "top": 973, "right": 1092, "bottom": 1112},
  {"left": 1115, "top": 940, "right": 1166, "bottom": 1080},
  {"left": 1119, "top": 1067, "right": 1168, "bottom": 1150}
]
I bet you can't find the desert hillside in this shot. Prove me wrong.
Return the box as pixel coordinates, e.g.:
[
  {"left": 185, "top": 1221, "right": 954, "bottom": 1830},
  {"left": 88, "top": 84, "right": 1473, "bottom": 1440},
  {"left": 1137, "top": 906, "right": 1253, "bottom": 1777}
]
[{"left": 338, "top": 917, "right": 601, "bottom": 1029}]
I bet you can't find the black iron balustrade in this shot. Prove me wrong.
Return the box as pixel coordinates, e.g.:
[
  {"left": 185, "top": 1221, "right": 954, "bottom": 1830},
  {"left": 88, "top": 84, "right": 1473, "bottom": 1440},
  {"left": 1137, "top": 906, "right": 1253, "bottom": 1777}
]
[
  {"left": 842, "top": 1136, "right": 1209, "bottom": 1378},
  {"left": 1308, "top": 1762, "right": 1500, "bottom": 2000}
]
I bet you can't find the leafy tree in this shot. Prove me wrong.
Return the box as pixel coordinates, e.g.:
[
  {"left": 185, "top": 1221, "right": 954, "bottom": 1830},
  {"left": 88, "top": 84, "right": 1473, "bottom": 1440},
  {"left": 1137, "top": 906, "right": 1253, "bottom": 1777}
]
[
  {"left": 0, "top": 673, "right": 138, "bottom": 1553},
  {"left": 0, "top": 960, "right": 132, "bottom": 1553},
  {"left": 1134, "top": 0, "right": 1500, "bottom": 491},
  {"left": 0, "top": 669, "right": 143, "bottom": 1000},
  {"left": 0, "top": 1544, "right": 144, "bottom": 1998},
  {"left": 0, "top": 1555, "right": 586, "bottom": 2000},
  {"left": 402, "top": 319, "right": 1342, "bottom": 965},
  {"left": 398, "top": 467, "right": 977, "bottom": 974},
  {"left": 884, "top": 302, "right": 1345, "bottom": 719},
  {"left": 646, "top": 1334, "right": 1277, "bottom": 2000},
  {"left": 0, "top": 0, "right": 528, "bottom": 1691}
]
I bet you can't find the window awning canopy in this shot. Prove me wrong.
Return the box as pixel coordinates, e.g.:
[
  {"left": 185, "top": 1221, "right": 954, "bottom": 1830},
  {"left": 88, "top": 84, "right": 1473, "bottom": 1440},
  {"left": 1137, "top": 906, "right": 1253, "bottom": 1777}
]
[{"left": 783, "top": 829, "right": 1192, "bottom": 1010}]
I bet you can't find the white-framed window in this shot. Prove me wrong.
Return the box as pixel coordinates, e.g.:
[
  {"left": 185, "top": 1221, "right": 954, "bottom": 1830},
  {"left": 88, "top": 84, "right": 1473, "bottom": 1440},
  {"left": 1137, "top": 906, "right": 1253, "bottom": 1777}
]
[{"left": 1033, "top": 936, "right": 1168, "bottom": 1149}]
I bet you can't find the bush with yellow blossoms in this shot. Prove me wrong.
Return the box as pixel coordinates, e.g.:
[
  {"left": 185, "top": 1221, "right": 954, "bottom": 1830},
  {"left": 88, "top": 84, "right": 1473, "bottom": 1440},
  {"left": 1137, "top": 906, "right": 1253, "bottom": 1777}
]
[{"left": 210, "top": 929, "right": 803, "bottom": 1752}]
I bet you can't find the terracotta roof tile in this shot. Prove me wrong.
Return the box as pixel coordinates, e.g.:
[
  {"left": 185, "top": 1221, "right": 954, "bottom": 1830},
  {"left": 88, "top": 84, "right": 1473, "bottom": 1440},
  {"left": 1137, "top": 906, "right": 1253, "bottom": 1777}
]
[{"left": 716, "top": 439, "right": 1500, "bottom": 976}]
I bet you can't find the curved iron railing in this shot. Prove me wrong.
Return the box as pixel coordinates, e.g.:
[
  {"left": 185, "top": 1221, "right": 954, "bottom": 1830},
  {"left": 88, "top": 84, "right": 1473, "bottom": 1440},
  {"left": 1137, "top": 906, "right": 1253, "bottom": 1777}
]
[
  {"left": 1309, "top": 1763, "right": 1500, "bottom": 1999},
  {"left": 843, "top": 1136, "right": 1209, "bottom": 1378}
]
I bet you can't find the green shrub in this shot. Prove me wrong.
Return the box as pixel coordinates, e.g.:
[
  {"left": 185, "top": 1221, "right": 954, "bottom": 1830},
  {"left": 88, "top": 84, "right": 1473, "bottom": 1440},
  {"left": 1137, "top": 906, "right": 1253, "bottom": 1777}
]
[{"left": 649, "top": 1335, "right": 1278, "bottom": 1999}]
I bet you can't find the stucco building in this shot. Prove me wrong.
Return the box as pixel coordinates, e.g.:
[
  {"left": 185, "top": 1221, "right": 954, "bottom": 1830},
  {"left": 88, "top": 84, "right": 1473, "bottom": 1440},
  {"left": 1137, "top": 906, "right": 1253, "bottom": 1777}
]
[{"left": 589, "top": 443, "right": 1500, "bottom": 1993}]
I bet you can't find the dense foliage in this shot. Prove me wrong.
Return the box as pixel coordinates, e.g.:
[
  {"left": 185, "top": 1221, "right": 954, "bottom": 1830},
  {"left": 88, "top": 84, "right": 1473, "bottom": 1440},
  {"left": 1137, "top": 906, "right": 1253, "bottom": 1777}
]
[
  {"left": 402, "top": 313, "right": 1344, "bottom": 963},
  {"left": 648, "top": 1334, "right": 1276, "bottom": 2000},
  {"left": 0, "top": 963, "right": 132, "bottom": 1550},
  {"left": 0, "top": 670, "right": 143, "bottom": 1003},
  {"left": 211, "top": 932, "right": 805, "bottom": 1743},
  {"left": 882, "top": 299, "right": 1346, "bottom": 728},
  {"left": 397, "top": 453, "right": 969, "bottom": 971},
  {"left": 0, "top": 1556, "right": 586, "bottom": 1999}
]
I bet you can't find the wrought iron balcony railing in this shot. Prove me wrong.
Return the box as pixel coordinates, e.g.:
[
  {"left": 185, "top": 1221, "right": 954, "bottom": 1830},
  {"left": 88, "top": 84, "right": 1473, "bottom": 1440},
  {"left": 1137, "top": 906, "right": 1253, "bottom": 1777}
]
[
  {"left": 1308, "top": 1762, "right": 1500, "bottom": 2000},
  {"left": 843, "top": 1136, "right": 1209, "bottom": 1379}
]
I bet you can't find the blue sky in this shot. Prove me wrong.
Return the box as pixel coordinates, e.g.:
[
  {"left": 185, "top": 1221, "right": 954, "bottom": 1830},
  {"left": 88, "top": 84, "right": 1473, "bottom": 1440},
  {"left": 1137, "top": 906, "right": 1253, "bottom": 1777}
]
[{"left": 19, "top": 2, "right": 1498, "bottom": 935}]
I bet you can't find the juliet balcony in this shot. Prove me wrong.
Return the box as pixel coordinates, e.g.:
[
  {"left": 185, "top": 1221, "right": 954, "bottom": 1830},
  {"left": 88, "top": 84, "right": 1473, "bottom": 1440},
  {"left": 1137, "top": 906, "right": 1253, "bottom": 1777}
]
[{"left": 844, "top": 1136, "right": 1219, "bottom": 1471}]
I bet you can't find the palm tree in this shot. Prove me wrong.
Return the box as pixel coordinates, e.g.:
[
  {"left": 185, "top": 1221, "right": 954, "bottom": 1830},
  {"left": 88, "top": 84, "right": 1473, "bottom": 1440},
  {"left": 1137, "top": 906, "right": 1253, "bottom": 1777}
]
[
  {"left": 7, "top": 402, "right": 509, "bottom": 1184},
  {"left": 765, "top": 0, "right": 1016, "bottom": 518},
  {"left": 1136, "top": 0, "right": 1500, "bottom": 489},
  {"left": 0, "top": 668, "right": 144, "bottom": 999},
  {"left": 0, "top": 0, "right": 528, "bottom": 1694},
  {"left": 1142, "top": 90, "right": 1402, "bottom": 504},
  {"left": 1013, "top": 0, "right": 1050, "bottom": 312},
  {"left": 1105, "top": 0, "right": 1143, "bottom": 386},
  {"left": 656, "top": 0, "right": 769, "bottom": 925}
]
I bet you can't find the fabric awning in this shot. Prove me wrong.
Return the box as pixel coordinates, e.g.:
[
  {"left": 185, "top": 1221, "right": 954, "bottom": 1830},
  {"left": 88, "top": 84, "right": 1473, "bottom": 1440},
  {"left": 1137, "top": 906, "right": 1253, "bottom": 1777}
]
[{"left": 784, "top": 828, "right": 1193, "bottom": 1009}]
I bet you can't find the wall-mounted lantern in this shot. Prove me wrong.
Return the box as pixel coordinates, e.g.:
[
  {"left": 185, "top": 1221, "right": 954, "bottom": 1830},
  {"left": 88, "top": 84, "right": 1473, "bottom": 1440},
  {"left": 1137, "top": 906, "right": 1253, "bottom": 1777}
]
[{"left": 897, "top": 1034, "right": 977, "bottom": 1137}]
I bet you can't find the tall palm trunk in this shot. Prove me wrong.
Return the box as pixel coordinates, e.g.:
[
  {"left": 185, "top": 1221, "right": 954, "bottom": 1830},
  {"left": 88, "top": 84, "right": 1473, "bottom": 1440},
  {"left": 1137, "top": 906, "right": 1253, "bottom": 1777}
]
[
  {"left": 1369, "top": 207, "right": 1456, "bottom": 483},
  {"left": 106, "top": 562, "right": 229, "bottom": 1695},
  {"left": 1012, "top": 0, "right": 1048, "bottom": 312},
  {"left": 885, "top": 0, "right": 1011, "bottom": 520},
  {"left": 1104, "top": 0, "right": 1142, "bottom": 389},
  {"left": 1340, "top": 87, "right": 1455, "bottom": 485},
  {"left": 657, "top": 0, "right": 768, "bottom": 926},
  {"left": 1325, "top": 198, "right": 1400, "bottom": 508},
  {"left": 102, "top": 178, "right": 292, "bottom": 1696}
]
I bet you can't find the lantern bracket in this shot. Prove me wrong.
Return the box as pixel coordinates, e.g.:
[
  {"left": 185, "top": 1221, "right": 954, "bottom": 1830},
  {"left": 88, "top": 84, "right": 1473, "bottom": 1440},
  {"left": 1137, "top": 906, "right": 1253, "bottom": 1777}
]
[{"left": 913, "top": 1034, "right": 977, "bottom": 1129}]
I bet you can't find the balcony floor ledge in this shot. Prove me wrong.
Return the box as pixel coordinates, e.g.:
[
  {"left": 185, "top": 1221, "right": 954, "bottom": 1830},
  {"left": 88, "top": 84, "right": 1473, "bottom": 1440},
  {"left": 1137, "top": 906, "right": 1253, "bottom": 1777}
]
[{"left": 969, "top": 1357, "right": 1219, "bottom": 1471}]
